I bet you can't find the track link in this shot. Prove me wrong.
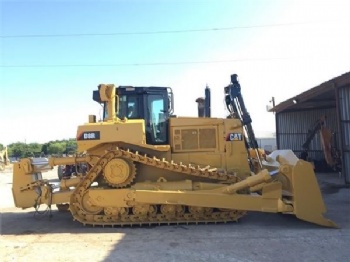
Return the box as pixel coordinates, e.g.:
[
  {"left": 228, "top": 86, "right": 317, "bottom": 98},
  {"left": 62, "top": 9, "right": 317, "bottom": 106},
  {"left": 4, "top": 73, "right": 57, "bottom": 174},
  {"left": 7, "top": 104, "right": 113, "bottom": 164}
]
[{"left": 69, "top": 149, "right": 246, "bottom": 226}]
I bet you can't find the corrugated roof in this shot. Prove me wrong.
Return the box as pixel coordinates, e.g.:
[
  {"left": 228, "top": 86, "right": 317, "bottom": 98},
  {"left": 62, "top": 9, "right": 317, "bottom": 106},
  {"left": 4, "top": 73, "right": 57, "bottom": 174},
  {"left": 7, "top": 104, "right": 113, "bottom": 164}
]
[{"left": 269, "top": 71, "right": 350, "bottom": 113}]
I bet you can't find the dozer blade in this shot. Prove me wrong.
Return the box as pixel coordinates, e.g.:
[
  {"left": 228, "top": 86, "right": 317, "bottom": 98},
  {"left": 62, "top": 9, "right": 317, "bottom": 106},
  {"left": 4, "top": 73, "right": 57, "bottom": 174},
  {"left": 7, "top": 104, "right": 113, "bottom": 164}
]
[{"left": 292, "top": 160, "right": 338, "bottom": 228}]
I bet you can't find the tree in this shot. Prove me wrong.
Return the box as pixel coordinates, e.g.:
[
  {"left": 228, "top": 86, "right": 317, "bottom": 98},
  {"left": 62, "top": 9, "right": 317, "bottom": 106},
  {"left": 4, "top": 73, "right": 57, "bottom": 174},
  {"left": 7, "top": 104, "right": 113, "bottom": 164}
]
[
  {"left": 27, "top": 143, "right": 42, "bottom": 157},
  {"left": 47, "top": 142, "right": 66, "bottom": 155},
  {"left": 8, "top": 142, "right": 26, "bottom": 158},
  {"left": 65, "top": 139, "right": 77, "bottom": 155},
  {"left": 41, "top": 143, "right": 49, "bottom": 155},
  {"left": 6, "top": 138, "right": 77, "bottom": 158}
]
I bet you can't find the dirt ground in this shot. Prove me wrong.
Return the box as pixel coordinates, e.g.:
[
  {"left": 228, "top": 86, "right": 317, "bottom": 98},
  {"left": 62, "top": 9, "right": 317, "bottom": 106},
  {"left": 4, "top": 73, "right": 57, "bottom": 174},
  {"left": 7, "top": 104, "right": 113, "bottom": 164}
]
[{"left": 1, "top": 165, "right": 350, "bottom": 262}]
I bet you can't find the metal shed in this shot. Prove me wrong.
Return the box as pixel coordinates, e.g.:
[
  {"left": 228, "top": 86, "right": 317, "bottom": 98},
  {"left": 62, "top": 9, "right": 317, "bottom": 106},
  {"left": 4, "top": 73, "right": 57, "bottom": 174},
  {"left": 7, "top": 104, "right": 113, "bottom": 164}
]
[{"left": 270, "top": 72, "right": 350, "bottom": 184}]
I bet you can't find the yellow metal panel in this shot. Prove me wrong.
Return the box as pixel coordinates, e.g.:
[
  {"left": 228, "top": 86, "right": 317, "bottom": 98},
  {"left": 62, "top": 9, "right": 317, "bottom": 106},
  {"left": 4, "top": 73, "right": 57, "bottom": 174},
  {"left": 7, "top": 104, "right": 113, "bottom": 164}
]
[
  {"left": 172, "top": 152, "right": 223, "bottom": 169},
  {"left": 12, "top": 163, "right": 41, "bottom": 208},
  {"left": 88, "top": 187, "right": 288, "bottom": 213},
  {"left": 199, "top": 128, "right": 216, "bottom": 148},
  {"left": 76, "top": 120, "right": 146, "bottom": 152},
  {"left": 171, "top": 126, "right": 218, "bottom": 152},
  {"left": 169, "top": 117, "right": 225, "bottom": 127},
  {"left": 223, "top": 119, "right": 251, "bottom": 175}
]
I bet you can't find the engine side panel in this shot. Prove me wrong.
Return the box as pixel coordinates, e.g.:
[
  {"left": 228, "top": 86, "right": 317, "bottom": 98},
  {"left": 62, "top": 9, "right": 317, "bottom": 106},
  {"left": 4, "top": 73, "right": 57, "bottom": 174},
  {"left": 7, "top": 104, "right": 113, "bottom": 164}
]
[{"left": 169, "top": 117, "right": 251, "bottom": 177}]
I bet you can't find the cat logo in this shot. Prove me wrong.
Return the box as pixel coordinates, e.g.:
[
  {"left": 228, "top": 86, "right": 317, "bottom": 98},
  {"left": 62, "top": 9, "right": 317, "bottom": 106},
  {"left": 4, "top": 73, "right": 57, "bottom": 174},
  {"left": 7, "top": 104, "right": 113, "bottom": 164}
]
[{"left": 226, "top": 133, "right": 242, "bottom": 141}]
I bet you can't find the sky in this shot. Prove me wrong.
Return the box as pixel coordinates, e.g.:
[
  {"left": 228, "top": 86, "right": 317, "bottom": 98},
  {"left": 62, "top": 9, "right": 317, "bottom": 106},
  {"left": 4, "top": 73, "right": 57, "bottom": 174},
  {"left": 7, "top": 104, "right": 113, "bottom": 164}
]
[{"left": 1, "top": 0, "right": 349, "bottom": 146}]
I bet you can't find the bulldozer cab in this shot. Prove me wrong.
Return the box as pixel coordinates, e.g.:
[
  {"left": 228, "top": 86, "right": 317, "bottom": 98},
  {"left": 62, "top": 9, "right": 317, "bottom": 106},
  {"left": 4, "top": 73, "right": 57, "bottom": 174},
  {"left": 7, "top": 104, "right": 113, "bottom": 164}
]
[{"left": 93, "top": 86, "right": 174, "bottom": 145}]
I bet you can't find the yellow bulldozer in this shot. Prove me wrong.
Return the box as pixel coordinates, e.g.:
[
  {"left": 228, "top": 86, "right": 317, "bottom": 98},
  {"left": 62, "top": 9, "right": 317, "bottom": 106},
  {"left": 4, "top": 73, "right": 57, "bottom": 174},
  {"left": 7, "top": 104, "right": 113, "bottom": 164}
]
[
  {"left": 11, "top": 74, "right": 337, "bottom": 228},
  {"left": 0, "top": 146, "right": 10, "bottom": 171}
]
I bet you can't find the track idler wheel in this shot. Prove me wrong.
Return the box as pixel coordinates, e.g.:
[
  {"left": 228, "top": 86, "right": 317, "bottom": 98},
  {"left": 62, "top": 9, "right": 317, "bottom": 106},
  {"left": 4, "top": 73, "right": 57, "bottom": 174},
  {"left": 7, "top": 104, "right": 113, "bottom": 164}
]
[{"left": 81, "top": 191, "right": 103, "bottom": 215}]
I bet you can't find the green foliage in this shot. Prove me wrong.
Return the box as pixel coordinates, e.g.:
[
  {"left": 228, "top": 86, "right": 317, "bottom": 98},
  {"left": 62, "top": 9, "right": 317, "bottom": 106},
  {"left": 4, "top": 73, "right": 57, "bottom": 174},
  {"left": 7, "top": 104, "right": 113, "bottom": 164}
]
[
  {"left": 41, "top": 143, "right": 49, "bottom": 155},
  {"left": 47, "top": 142, "right": 66, "bottom": 155},
  {"left": 6, "top": 139, "right": 77, "bottom": 158},
  {"left": 8, "top": 142, "right": 26, "bottom": 158}
]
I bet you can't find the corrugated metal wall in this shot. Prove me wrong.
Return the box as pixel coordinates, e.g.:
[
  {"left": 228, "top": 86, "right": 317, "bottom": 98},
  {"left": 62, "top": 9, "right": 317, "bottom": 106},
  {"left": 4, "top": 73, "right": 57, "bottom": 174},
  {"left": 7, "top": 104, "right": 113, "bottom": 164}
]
[
  {"left": 338, "top": 85, "right": 350, "bottom": 183},
  {"left": 256, "top": 138, "right": 277, "bottom": 152},
  {"left": 276, "top": 108, "right": 339, "bottom": 161}
]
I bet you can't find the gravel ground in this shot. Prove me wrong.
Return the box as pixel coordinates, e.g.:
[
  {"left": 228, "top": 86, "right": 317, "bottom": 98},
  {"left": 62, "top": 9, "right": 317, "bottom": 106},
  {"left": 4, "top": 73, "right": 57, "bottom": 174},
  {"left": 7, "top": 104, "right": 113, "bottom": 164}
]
[{"left": 1, "top": 165, "right": 349, "bottom": 262}]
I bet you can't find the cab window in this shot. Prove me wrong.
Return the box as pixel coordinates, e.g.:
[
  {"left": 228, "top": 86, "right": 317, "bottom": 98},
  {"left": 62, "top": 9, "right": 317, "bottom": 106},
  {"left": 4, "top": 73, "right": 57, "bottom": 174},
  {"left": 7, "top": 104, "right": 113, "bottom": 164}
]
[
  {"left": 117, "top": 95, "right": 139, "bottom": 119},
  {"left": 148, "top": 94, "right": 167, "bottom": 143}
]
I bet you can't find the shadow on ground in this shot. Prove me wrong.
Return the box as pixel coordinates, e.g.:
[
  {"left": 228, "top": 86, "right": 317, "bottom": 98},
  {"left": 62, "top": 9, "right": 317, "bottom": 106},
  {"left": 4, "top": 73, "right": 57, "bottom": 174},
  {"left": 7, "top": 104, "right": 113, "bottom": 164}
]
[{"left": 0, "top": 206, "right": 341, "bottom": 236}]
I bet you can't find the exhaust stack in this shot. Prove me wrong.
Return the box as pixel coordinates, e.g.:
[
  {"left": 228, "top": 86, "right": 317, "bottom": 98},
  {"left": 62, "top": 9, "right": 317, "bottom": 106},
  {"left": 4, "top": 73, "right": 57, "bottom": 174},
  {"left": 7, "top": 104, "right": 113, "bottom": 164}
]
[{"left": 195, "top": 85, "right": 211, "bottom": 117}]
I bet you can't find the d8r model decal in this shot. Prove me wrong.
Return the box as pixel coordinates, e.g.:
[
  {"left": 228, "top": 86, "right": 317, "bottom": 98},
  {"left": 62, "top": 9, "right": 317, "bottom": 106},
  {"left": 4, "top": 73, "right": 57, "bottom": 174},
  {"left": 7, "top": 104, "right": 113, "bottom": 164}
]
[{"left": 77, "top": 131, "right": 101, "bottom": 140}]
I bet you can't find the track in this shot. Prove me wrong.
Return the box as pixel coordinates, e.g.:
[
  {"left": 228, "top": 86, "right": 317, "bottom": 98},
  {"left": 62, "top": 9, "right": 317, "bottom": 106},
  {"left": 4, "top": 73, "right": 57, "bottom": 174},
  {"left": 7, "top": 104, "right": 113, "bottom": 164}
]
[{"left": 69, "top": 149, "right": 246, "bottom": 226}]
